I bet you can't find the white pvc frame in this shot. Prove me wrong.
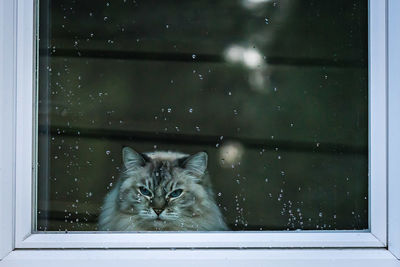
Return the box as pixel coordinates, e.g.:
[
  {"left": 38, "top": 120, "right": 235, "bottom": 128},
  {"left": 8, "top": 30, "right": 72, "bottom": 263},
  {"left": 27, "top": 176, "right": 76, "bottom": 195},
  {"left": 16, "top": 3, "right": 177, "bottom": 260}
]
[{"left": 1, "top": 0, "right": 400, "bottom": 264}]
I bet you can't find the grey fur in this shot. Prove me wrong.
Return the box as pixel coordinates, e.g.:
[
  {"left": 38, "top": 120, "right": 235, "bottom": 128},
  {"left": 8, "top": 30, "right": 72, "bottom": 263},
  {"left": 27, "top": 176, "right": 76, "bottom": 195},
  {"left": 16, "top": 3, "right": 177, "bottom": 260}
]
[{"left": 98, "top": 148, "right": 228, "bottom": 231}]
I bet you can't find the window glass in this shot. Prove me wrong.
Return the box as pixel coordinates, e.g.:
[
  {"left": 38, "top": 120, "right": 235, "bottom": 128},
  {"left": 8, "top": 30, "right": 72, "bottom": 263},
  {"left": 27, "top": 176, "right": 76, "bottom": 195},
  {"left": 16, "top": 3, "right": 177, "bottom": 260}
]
[{"left": 37, "top": 0, "right": 368, "bottom": 231}]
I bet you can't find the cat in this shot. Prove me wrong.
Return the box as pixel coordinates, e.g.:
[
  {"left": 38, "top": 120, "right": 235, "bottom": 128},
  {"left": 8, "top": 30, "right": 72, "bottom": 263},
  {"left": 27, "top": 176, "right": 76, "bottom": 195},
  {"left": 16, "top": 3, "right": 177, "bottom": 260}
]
[{"left": 98, "top": 147, "right": 228, "bottom": 231}]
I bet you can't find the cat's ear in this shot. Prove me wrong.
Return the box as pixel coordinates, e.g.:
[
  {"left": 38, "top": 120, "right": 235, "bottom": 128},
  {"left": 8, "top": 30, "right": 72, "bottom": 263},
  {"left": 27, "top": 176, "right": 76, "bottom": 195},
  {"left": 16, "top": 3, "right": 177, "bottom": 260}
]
[
  {"left": 122, "top": 147, "right": 147, "bottom": 170},
  {"left": 180, "top": 152, "right": 208, "bottom": 176}
]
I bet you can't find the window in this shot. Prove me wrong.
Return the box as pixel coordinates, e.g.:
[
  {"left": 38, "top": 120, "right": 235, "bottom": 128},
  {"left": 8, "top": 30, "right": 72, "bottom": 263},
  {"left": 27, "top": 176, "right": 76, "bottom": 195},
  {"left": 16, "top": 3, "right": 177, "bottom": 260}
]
[
  {"left": 37, "top": 0, "right": 369, "bottom": 233},
  {"left": 1, "top": 0, "right": 400, "bottom": 265}
]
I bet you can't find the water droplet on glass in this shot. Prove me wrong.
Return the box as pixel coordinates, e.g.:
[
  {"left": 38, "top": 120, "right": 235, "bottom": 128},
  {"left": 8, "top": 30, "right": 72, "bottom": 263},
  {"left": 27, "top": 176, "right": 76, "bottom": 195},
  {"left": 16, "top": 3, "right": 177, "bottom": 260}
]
[
  {"left": 188, "top": 108, "right": 193, "bottom": 113},
  {"left": 105, "top": 150, "right": 111, "bottom": 155},
  {"left": 192, "top": 54, "right": 196, "bottom": 59},
  {"left": 265, "top": 17, "right": 269, "bottom": 24}
]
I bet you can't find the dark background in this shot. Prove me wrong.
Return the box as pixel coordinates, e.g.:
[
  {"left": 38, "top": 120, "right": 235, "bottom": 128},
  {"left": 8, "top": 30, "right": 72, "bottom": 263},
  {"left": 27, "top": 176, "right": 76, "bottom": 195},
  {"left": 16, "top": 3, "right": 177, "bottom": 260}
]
[{"left": 37, "top": 0, "right": 368, "bottom": 231}]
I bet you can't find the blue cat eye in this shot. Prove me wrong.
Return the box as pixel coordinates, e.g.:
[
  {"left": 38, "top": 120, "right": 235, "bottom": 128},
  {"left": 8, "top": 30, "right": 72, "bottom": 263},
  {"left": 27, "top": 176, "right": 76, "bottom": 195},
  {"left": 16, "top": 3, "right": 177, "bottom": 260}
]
[
  {"left": 169, "top": 189, "right": 183, "bottom": 198},
  {"left": 139, "top": 186, "right": 152, "bottom": 197}
]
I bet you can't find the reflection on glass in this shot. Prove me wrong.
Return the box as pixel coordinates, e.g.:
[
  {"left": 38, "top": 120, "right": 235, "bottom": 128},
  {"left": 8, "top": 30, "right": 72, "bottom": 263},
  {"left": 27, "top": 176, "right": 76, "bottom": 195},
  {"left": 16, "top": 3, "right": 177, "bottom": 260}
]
[
  {"left": 37, "top": 0, "right": 368, "bottom": 232},
  {"left": 224, "top": 45, "right": 264, "bottom": 69},
  {"left": 242, "top": 0, "right": 275, "bottom": 9},
  {"left": 219, "top": 141, "right": 244, "bottom": 167}
]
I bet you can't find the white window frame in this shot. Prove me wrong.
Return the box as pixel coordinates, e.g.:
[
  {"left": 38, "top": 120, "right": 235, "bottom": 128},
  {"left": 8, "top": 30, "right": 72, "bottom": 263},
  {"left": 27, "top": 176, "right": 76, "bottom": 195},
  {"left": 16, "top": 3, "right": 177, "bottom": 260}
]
[{"left": 1, "top": 0, "right": 399, "bottom": 265}]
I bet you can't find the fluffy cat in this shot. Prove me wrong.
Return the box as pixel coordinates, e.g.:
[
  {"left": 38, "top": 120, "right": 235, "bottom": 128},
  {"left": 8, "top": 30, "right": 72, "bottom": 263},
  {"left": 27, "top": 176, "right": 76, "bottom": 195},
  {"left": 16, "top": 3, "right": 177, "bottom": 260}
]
[{"left": 98, "top": 147, "right": 228, "bottom": 231}]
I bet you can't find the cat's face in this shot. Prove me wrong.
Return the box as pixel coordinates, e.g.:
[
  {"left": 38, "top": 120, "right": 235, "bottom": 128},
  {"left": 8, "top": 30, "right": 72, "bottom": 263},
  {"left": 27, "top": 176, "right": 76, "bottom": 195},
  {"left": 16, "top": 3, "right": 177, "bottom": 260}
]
[{"left": 117, "top": 148, "right": 211, "bottom": 230}]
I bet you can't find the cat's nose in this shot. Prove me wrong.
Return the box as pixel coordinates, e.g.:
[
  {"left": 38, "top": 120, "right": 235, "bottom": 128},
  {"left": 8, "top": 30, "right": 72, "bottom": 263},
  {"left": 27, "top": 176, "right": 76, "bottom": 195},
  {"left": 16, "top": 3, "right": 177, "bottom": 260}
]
[{"left": 153, "top": 208, "right": 164, "bottom": 216}]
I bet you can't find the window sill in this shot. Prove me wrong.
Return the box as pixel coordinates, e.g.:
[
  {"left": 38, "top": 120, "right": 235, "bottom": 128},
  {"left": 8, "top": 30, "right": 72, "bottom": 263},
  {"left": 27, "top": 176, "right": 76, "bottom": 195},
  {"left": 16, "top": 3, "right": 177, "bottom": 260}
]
[
  {"left": 1, "top": 249, "right": 399, "bottom": 267},
  {"left": 16, "top": 232, "right": 384, "bottom": 249}
]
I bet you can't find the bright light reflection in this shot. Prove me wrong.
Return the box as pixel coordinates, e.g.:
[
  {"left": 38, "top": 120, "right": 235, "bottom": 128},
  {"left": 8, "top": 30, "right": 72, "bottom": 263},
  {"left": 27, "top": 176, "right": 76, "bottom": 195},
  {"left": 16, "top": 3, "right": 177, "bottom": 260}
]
[
  {"left": 243, "top": 49, "right": 263, "bottom": 68},
  {"left": 242, "top": 0, "right": 273, "bottom": 9},
  {"left": 218, "top": 141, "right": 244, "bottom": 168},
  {"left": 224, "top": 45, "right": 263, "bottom": 69}
]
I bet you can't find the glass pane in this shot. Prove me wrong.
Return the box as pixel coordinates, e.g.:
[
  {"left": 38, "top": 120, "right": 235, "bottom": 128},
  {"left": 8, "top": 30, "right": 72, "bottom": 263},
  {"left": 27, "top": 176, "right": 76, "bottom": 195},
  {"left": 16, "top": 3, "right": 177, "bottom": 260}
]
[{"left": 37, "top": 0, "right": 368, "bottom": 231}]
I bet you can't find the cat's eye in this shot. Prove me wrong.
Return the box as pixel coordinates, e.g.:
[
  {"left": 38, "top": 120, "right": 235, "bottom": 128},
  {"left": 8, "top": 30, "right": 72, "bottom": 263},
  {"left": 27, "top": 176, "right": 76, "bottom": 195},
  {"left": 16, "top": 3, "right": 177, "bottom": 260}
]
[
  {"left": 139, "top": 186, "right": 152, "bottom": 197},
  {"left": 169, "top": 189, "right": 183, "bottom": 198}
]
